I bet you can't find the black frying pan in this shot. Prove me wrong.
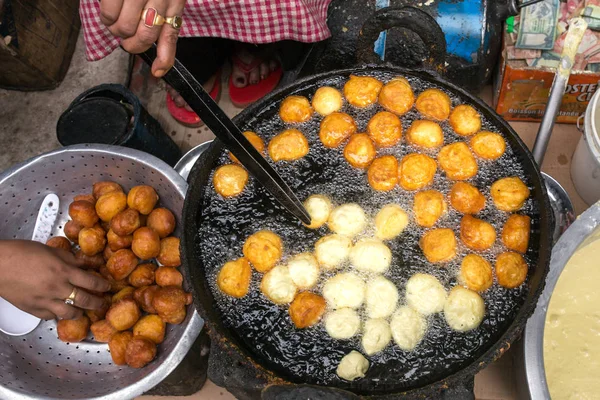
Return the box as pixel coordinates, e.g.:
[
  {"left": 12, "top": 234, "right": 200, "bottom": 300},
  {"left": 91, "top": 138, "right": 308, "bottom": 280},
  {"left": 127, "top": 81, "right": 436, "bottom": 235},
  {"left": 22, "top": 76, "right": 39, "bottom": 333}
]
[{"left": 181, "top": 7, "right": 552, "bottom": 398}]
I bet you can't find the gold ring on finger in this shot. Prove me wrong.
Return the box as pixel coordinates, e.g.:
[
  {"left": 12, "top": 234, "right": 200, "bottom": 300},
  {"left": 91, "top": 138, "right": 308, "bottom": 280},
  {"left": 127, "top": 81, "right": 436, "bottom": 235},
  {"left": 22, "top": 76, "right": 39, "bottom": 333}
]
[
  {"left": 64, "top": 287, "right": 78, "bottom": 306},
  {"left": 142, "top": 7, "right": 166, "bottom": 28},
  {"left": 165, "top": 15, "right": 183, "bottom": 30}
]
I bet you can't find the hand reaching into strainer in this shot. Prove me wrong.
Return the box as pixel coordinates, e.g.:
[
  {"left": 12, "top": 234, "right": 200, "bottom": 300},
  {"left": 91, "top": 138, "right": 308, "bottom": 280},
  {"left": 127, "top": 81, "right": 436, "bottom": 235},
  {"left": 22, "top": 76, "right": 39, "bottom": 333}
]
[{"left": 0, "top": 240, "right": 111, "bottom": 320}]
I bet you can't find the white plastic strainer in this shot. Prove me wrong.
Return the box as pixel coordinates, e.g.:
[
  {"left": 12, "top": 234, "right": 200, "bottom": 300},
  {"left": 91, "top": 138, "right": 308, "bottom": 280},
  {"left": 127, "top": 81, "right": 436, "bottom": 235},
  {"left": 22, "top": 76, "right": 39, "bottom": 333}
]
[{"left": 0, "top": 144, "right": 203, "bottom": 400}]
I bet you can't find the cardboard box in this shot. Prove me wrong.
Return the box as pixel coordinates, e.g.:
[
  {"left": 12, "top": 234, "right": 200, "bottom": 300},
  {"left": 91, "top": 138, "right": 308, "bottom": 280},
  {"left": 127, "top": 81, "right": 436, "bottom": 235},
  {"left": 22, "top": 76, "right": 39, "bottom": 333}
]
[
  {"left": 493, "top": 32, "right": 599, "bottom": 124},
  {"left": 0, "top": 0, "right": 81, "bottom": 90}
]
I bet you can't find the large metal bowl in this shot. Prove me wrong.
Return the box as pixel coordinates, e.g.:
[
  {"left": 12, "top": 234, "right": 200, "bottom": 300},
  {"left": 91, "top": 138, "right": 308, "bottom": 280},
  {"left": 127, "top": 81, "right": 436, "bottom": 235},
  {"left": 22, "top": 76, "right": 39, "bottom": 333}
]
[
  {"left": 522, "top": 201, "right": 600, "bottom": 398},
  {"left": 0, "top": 144, "right": 202, "bottom": 400}
]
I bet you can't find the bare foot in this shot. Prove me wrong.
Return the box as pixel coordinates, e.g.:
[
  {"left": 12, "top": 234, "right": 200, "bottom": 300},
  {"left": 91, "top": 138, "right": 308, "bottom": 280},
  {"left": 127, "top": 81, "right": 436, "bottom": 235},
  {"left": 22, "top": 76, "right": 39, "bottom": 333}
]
[
  {"left": 167, "top": 73, "right": 218, "bottom": 112},
  {"left": 231, "top": 46, "right": 278, "bottom": 89}
]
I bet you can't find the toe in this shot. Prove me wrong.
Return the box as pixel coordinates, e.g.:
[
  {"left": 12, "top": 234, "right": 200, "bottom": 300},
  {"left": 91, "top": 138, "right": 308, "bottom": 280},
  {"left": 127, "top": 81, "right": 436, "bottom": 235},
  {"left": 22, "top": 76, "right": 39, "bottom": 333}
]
[
  {"left": 269, "top": 59, "right": 278, "bottom": 72},
  {"left": 259, "top": 63, "right": 270, "bottom": 80},
  {"left": 249, "top": 68, "right": 260, "bottom": 85},
  {"left": 231, "top": 68, "right": 248, "bottom": 88}
]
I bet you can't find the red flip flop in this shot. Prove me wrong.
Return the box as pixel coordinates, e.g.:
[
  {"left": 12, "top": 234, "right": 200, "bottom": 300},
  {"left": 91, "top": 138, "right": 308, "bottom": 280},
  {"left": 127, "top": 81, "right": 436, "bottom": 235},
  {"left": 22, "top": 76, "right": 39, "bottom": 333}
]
[
  {"left": 229, "top": 54, "right": 283, "bottom": 108},
  {"left": 167, "top": 70, "right": 222, "bottom": 127}
]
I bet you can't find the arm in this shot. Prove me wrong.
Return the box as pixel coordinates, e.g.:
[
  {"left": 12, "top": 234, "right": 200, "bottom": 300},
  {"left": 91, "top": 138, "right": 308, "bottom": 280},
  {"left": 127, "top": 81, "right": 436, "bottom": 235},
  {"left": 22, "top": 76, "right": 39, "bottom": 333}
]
[{"left": 0, "top": 240, "right": 111, "bottom": 320}]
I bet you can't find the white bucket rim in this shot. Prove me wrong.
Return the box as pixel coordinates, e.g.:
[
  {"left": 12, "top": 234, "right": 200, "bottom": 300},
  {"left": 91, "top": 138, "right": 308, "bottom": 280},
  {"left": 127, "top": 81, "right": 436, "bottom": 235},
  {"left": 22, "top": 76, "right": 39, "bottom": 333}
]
[{"left": 585, "top": 87, "right": 600, "bottom": 164}]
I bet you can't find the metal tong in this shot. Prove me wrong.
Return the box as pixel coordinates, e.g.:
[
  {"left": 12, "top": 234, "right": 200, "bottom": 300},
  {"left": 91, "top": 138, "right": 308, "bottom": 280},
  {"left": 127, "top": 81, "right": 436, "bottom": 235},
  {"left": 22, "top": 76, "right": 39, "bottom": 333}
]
[{"left": 140, "top": 45, "right": 311, "bottom": 225}]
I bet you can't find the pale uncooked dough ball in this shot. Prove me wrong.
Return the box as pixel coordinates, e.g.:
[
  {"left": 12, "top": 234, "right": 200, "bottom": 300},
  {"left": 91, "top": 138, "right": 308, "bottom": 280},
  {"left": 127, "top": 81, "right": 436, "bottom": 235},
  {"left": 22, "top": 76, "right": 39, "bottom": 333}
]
[
  {"left": 405, "top": 273, "right": 447, "bottom": 315},
  {"left": 314, "top": 234, "right": 352, "bottom": 270},
  {"left": 260, "top": 265, "right": 297, "bottom": 304},
  {"left": 444, "top": 287, "right": 485, "bottom": 332},
  {"left": 365, "top": 275, "right": 399, "bottom": 319},
  {"left": 312, "top": 86, "right": 344, "bottom": 116},
  {"left": 287, "top": 253, "right": 320, "bottom": 289},
  {"left": 350, "top": 238, "right": 392, "bottom": 274},
  {"left": 303, "top": 194, "right": 333, "bottom": 229},
  {"left": 328, "top": 203, "right": 367, "bottom": 237},
  {"left": 375, "top": 204, "right": 409, "bottom": 240},
  {"left": 390, "top": 306, "right": 427, "bottom": 351},
  {"left": 325, "top": 308, "right": 361, "bottom": 339},
  {"left": 322, "top": 272, "right": 366, "bottom": 309},
  {"left": 336, "top": 350, "right": 369, "bottom": 381},
  {"left": 362, "top": 318, "right": 392, "bottom": 355}
]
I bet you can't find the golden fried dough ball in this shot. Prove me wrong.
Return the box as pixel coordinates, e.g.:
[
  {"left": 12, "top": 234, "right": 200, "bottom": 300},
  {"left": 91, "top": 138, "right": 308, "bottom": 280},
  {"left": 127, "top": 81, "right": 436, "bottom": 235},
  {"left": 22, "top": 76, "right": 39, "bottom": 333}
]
[
  {"left": 420, "top": 228, "right": 457, "bottom": 263},
  {"left": 470, "top": 131, "right": 506, "bottom": 160},
  {"left": 343, "top": 134, "right": 376, "bottom": 169},
  {"left": 156, "top": 266, "right": 183, "bottom": 287},
  {"left": 398, "top": 153, "right": 437, "bottom": 191},
  {"left": 133, "top": 314, "right": 166, "bottom": 344},
  {"left": 379, "top": 77, "right": 414, "bottom": 115},
  {"left": 328, "top": 203, "right": 367, "bottom": 238},
  {"left": 217, "top": 257, "right": 252, "bottom": 298},
  {"left": 375, "top": 204, "right": 409, "bottom": 240},
  {"left": 343, "top": 75, "right": 383, "bottom": 107},
  {"left": 279, "top": 95, "right": 313, "bottom": 123},
  {"left": 64, "top": 220, "right": 83, "bottom": 244},
  {"left": 79, "top": 225, "right": 107, "bottom": 256},
  {"left": 112, "top": 286, "right": 135, "bottom": 303},
  {"left": 287, "top": 253, "right": 320, "bottom": 289},
  {"left": 152, "top": 286, "right": 193, "bottom": 324},
  {"left": 75, "top": 249, "right": 105, "bottom": 270},
  {"left": 134, "top": 285, "right": 159, "bottom": 314},
  {"left": 260, "top": 265, "right": 297, "bottom": 304},
  {"left": 109, "top": 331, "right": 133, "bottom": 365},
  {"left": 90, "top": 319, "right": 118, "bottom": 343},
  {"left": 96, "top": 191, "right": 127, "bottom": 222},
  {"left": 230, "top": 131, "right": 266, "bottom": 164},
  {"left": 449, "top": 105, "right": 481, "bottom": 137},
  {"left": 367, "top": 155, "right": 398, "bottom": 191},
  {"left": 103, "top": 245, "right": 116, "bottom": 262},
  {"left": 303, "top": 194, "right": 333, "bottom": 229},
  {"left": 107, "top": 229, "right": 133, "bottom": 251},
  {"left": 107, "top": 249, "right": 138, "bottom": 281},
  {"left": 125, "top": 337, "right": 157, "bottom": 368},
  {"left": 460, "top": 215, "right": 496, "bottom": 251},
  {"left": 93, "top": 181, "right": 123, "bottom": 199},
  {"left": 449, "top": 182, "right": 485, "bottom": 214},
  {"left": 69, "top": 200, "right": 99, "bottom": 228},
  {"left": 132, "top": 227, "right": 161, "bottom": 260},
  {"left": 444, "top": 287, "right": 485, "bottom": 332},
  {"left": 322, "top": 272, "right": 366, "bottom": 309},
  {"left": 459, "top": 254, "right": 493, "bottom": 292},
  {"left": 127, "top": 186, "right": 158, "bottom": 216},
  {"left": 336, "top": 350, "right": 369, "bottom": 381},
  {"left": 437, "top": 142, "right": 478, "bottom": 180},
  {"left": 146, "top": 208, "right": 176, "bottom": 238},
  {"left": 243, "top": 230, "right": 283, "bottom": 273},
  {"left": 74, "top": 194, "right": 96, "bottom": 205},
  {"left": 106, "top": 298, "right": 141, "bottom": 331},
  {"left": 57, "top": 315, "right": 90, "bottom": 343},
  {"left": 101, "top": 264, "right": 128, "bottom": 291},
  {"left": 46, "top": 236, "right": 72, "bottom": 251},
  {"left": 213, "top": 164, "right": 248, "bottom": 198},
  {"left": 414, "top": 190, "right": 447, "bottom": 227},
  {"left": 128, "top": 263, "right": 156, "bottom": 288},
  {"left": 110, "top": 208, "right": 141, "bottom": 236},
  {"left": 405, "top": 273, "right": 447, "bottom": 315},
  {"left": 496, "top": 252, "right": 528, "bottom": 288},
  {"left": 289, "top": 292, "right": 326, "bottom": 328},
  {"left": 319, "top": 112, "right": 357, "bottom": 148},
  {"left": 366, "top": 111, "right": 402, "bottom": 148},
  {"left": 491, "top": 177, "right": 530, "bottom": 212},
  {"left": 268, "top": 129, "right": 310, "bottom": 161},
  {"left": 314, "top": 234, "right": 352, "bottom": 270},
  {"left": 390, "top": 306, "right": 426, "bottom": 350},
  {"left": 416, "top": 88, "right": 452, "bottom": 120},
  {"left": 502, "top": 214, "right": 531, "bottom": 253},
  {"left": 406, "top": 120, "right": 444, "bottom": 149},
  {"left": 86, "top": 294, "right": 111, "bottom": 323},
  {"left": 158, "top": 237, "right": 181, "bottom": 267},
  {"left": 312, "top": 86, "right": 343, "bottom": 116}
]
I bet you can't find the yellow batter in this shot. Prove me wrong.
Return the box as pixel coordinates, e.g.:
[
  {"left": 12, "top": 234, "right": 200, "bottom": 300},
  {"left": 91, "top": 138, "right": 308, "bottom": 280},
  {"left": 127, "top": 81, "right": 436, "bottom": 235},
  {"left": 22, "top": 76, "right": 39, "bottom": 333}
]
[{"left": 544, "top": 232, "right": 600, "bottom": 400}]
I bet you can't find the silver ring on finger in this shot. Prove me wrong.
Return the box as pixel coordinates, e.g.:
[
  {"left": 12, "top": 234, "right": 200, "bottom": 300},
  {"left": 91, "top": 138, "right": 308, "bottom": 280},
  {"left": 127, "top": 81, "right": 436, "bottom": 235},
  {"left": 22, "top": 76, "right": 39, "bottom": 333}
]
[{"left": 64, "top": 287, "right": 77, "bottom": 306}]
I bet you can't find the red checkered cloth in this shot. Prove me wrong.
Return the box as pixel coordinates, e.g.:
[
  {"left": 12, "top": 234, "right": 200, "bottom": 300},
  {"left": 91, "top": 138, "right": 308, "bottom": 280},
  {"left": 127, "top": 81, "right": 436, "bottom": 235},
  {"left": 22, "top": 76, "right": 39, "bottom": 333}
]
[{"left": 80, "top": 0, "right": 333, "bottom": 61}]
